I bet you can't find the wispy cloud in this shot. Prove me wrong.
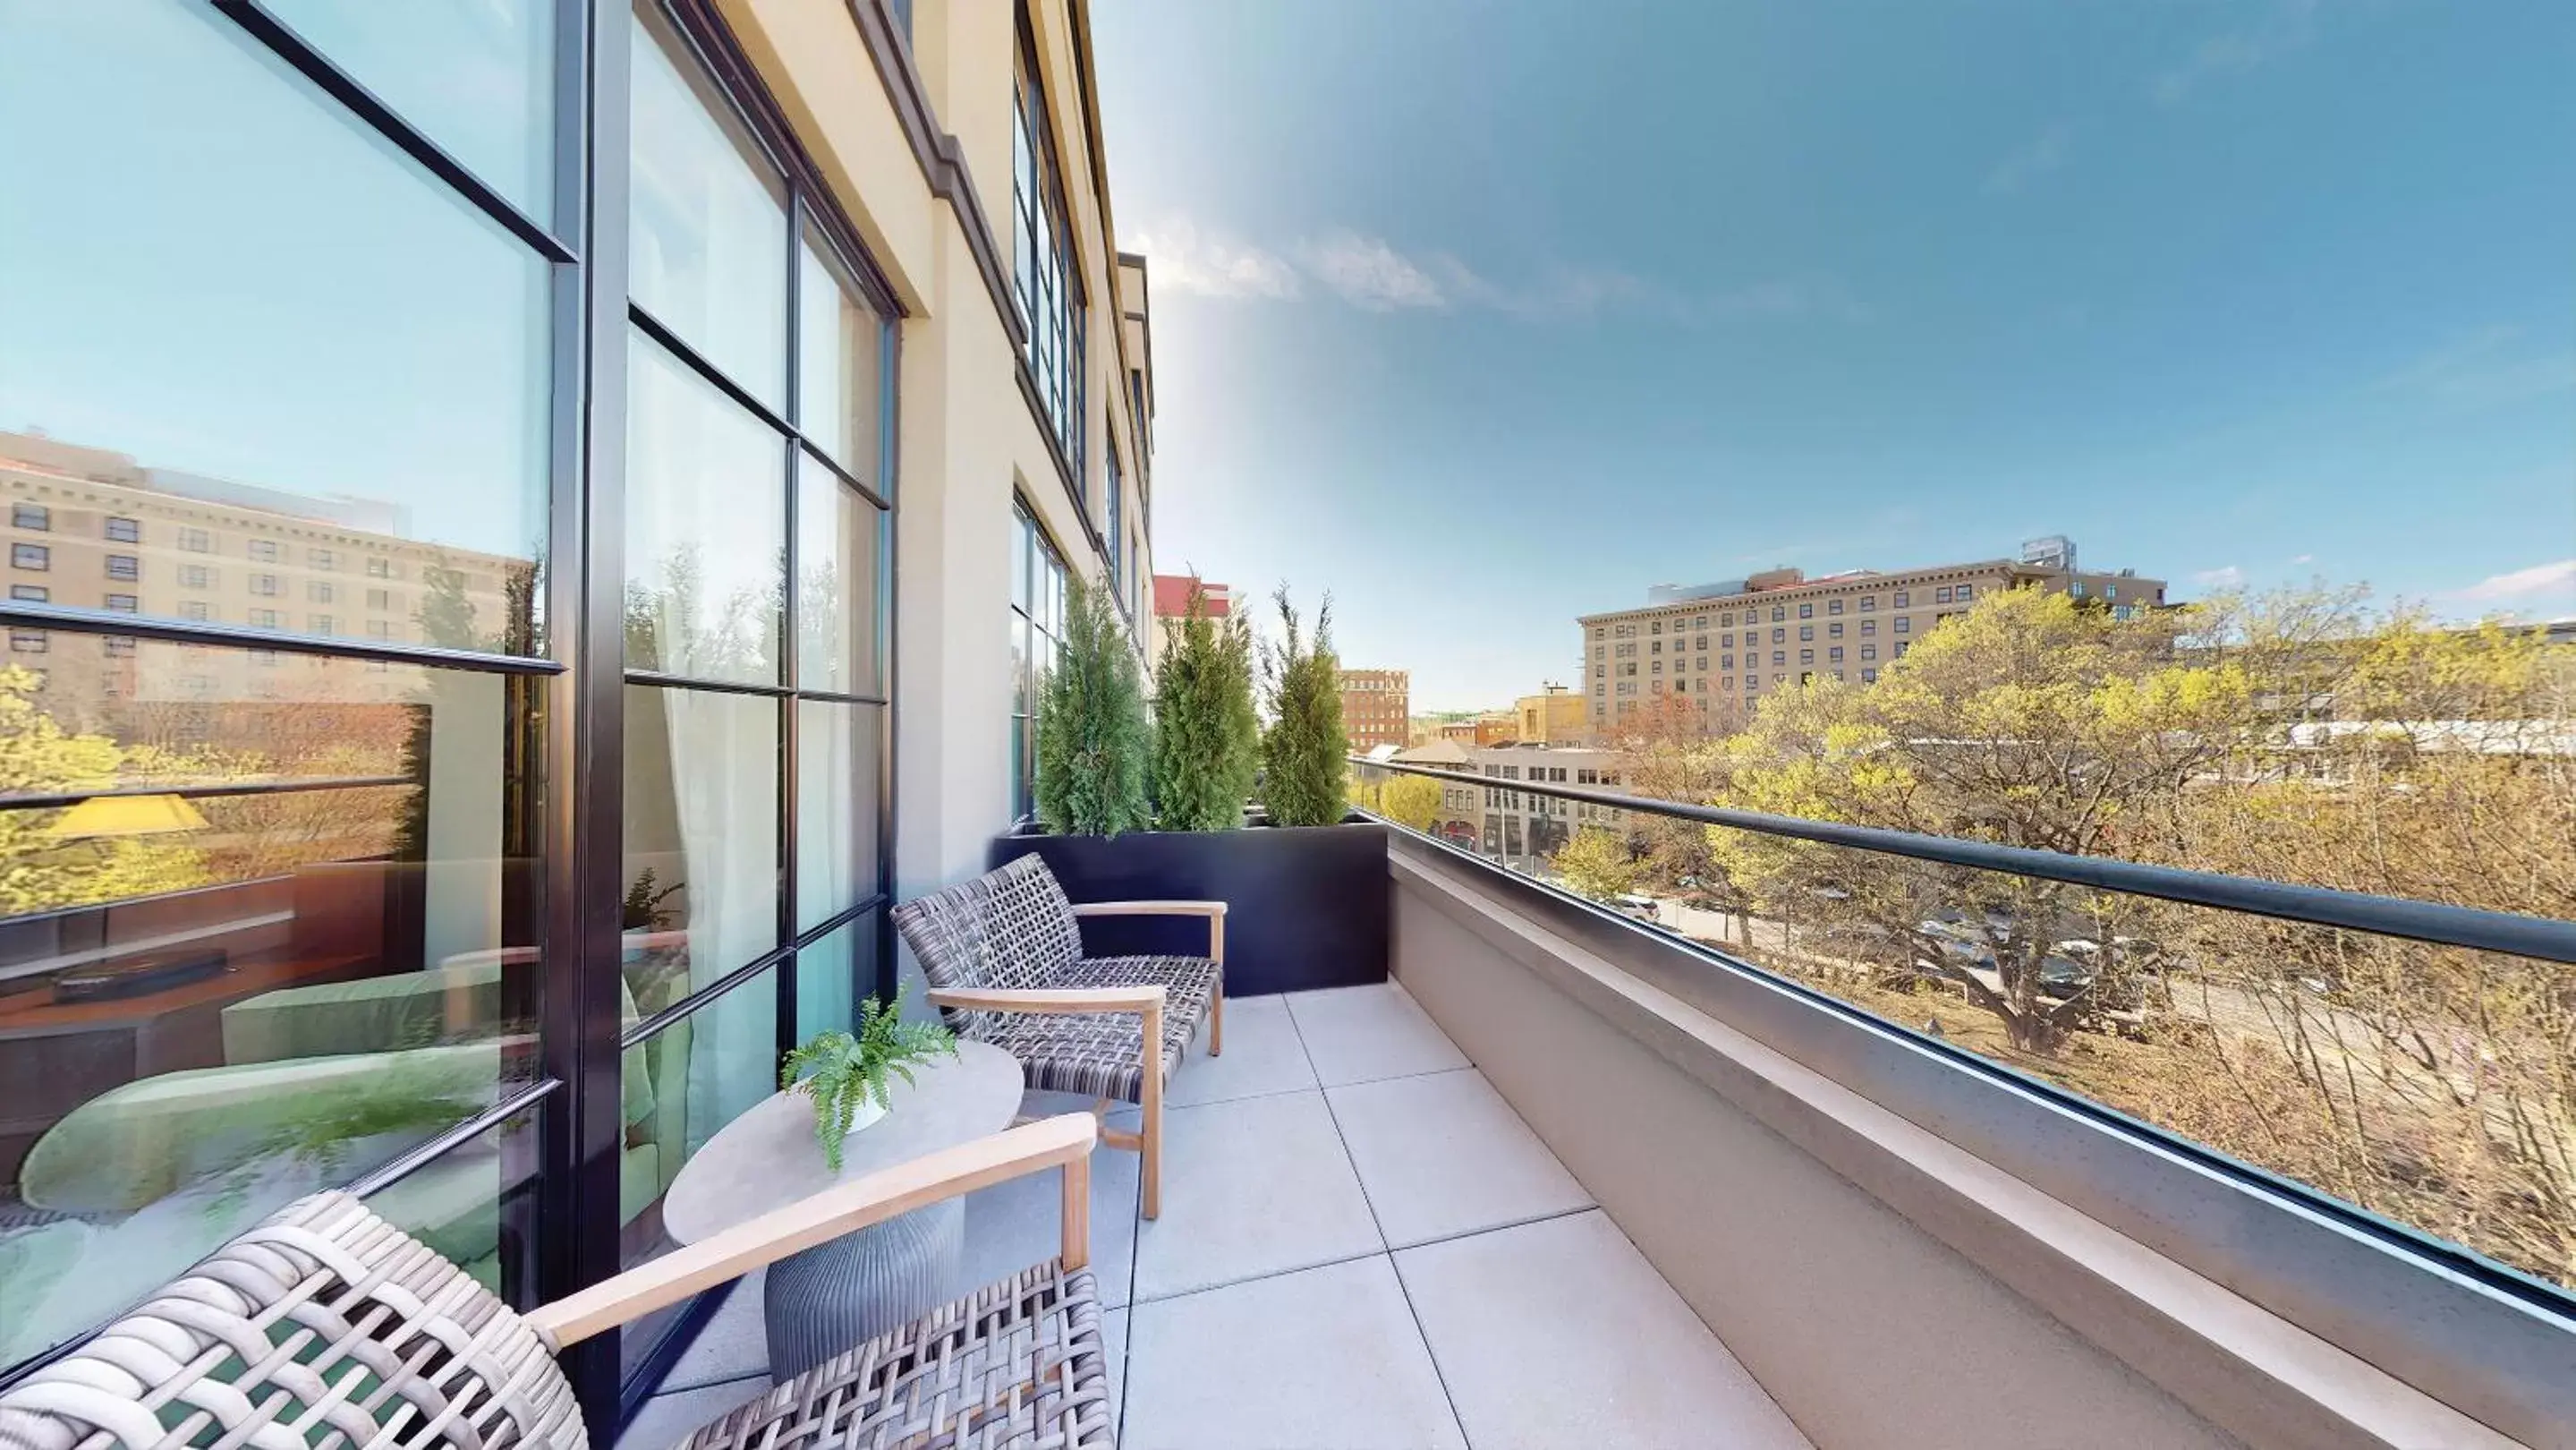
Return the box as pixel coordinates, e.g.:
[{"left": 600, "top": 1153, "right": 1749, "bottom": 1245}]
[
  {"left": 1295, "top": 230, "right": 1453, "bottom": 311},
  {"left": 1127, "top": 217, "right": 1860, "bottom": 327},
  {"left": 2376, "top": 325, "right": 2576, "bottom": 410},
  {"left": 2289, "top": 553, "right": 2316, "bottom": 566},
  {"left": 2448, "top": 559, "right": 2576, "bottom": 607},
  {"left": 1983, "top": 123, "right": 2074, "bottom": 195},
  {"left": 2152, "top": 0, "right": 2318, "bottom": 106},
  {"left": 2192, "top": 565, "right": 2248, "bottom": 589},
  {"left": 1124, "top": 218, "right": 1301, "bottom": 301}
]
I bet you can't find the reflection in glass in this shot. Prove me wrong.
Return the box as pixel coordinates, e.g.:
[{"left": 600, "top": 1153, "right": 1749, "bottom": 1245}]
[
  {"left": 616, "top": 966, "right": 776, "bottom": 1376},
  {"left": 0, "top": 0, "right": 550, "bottom": 648},
  {"left": 626, "top": 333, "right": 785, "bottom": 685},
  {"left": 795, "top": 917, "right": 876, "bottom": 1044},
  {"left": 622, "top": 684, "right": 778, "bottom": 987},
  {"left": 796, "top": 234, "right": 886, "bottom": 482},
  {"left": 629, "top": 0, "right": 787, "bottom": 406},
  {"left": 797, "top": 701, "right": 881, "bottom": 933},
  {"left": 261, "top": 0, "right": 558, "bottom": 224},
  {"left": 795, "top": 454, "right": 883, "bottom": 695},
  {"left": 0, "top": 635, "right": 538, "bottom": 1370},
  {"left": 367, "top": 1100, "right": 542, "bottom": 1306}
]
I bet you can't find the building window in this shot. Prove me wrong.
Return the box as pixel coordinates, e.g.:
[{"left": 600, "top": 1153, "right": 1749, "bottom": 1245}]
[
  {"left": 1798, "top": 625, "right": 1813, "bottom": 641},
  {"left": 1859, "top": 596, "right": 1875, "bottom": 611},
  {"left": 180, "top": 565, "right": 211, "bottom": 588},
  {"left": 11, "top": 631, "right": 47, "bottom": 653},
  {"left": 1770, "top": 605, "right": 1785, "bottom": 621},
  {"left": 1011, "top": 501, "right": 1069, "bottom": 816},
  {"left": 1771, "top": 627, "right": 1785, "bottom": 644},
  {"left": 309, "top": 581, "right": 335, "bottom": 603},
  {"left": 309, "top": 547, "right": 335, "bottom": 569},
  {"left": 12, "top": 543, "right": 48, "bottom": 571},
  {"left": 247, "top": 539, "right": 278, "bottom": 561},
  {"left": 251, "top": 573, "right": 280, "bottom": 596},
  {"left": 1895, "top": 617, "right": 1910, "bottom": 635},
  {"left": 1829, "top": 621, "right": 1842, "bottom": 637},
  {"left": 182, "top": 527, "right": 213, "bottom": 552},
  {"left": 250, "top": 608, "right": 280, "bottom": 628},
  {"left": 1105, "top": 448, "right": 1124, "bottom": 598},
  {"left": 1013, "top": 13, "right": 1084, "bottom": 478},
  {"left": 1772, "top": 650, "right": 1786, "bottom": 666},
  {"left": 1862, "top": 644, "right": 1877, "bottom": 661},
  {"left": 1798, "top": 649, "right": 1814, "bottom": 665},
  {"left": 1893, "top": 590, "right": 1909, "bottom": 607},
  {"left": 1828, "top": 599, "right": 1843, "bottom": 615},
  {"left": 12, "top": 505, "right": 49, "bottom": 531},
  {"left": 10, "top": 585, "right": 47, "bottom": 602},
  {"left": 367, "top": 620, "right": 394, "bottom": 640},
  {"left": 1862, "top": 668, "right": 1879, "bottom": 683},
  {"left": 106, "top": 594, "right": 139, "bottom": 613},
  {"left": 178, "top": 601, "right": 210, "bottom": 621},
  {"left": 1798, "top": 602, "right": 1813, "bottom": 618},
  {"left": 367, "top": 556, "right": 393, "bottom": 578},
  {"left": 105, "top": 554, "right": 139, "bottom": 580},
  {"left": 309, "top": 613, "right": 336, "bottom": 635},
  {"left": 1829, "top": 646, "right": 1843, "bottom": 661},
  {"left": 1860, "top": 619, "right": 1875, "bottom": 635}
]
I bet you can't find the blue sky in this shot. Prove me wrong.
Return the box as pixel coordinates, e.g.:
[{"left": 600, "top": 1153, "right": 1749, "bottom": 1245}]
[{"left": 1093, "top": 0, "right": 2576, "bottom": 711}]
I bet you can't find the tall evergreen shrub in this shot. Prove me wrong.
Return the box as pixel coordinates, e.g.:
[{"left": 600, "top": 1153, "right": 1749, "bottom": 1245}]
[
  {"left": 1259, "top": 588, "right": 1348, "bottom": 827},
  {"left": 1034, "top": 574, "right": 1152, "bottom": 836},
  {"left": 1151, "top": 583, "right": 1260, "bottom": 830}
]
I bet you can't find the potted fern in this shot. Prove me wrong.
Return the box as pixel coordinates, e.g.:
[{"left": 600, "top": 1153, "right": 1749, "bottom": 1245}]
[
  {"left": 779, "top": 994, "right": 957, "bottom": 1172},
  {"left": 995, "top": 580, "right": 1390, "bottom": 995}
]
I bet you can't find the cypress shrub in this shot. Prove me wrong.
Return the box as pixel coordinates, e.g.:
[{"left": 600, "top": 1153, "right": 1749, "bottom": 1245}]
[
  {"left": 1151, "top": 582, "right": 1260, "bottom": 831},
  {"left": 1034, "top": 574, "right": 1152, "bottom": 836},
  {"left": 1259, "top": 587, "right": 1349, "bottom": 827}
]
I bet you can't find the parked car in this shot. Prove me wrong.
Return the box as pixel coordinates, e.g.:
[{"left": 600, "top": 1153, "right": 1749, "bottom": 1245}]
[{"left": 1612, "top": 892, "right": 1662, "bottom": 924}]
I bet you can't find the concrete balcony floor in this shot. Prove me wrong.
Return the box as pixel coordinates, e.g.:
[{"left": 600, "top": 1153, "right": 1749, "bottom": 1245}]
[{"left": 619, "top": 983, "right": 1808, "bottom": 1449}]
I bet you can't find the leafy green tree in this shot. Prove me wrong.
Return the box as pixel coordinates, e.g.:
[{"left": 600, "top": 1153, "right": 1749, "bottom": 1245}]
[
  {"left": 0, "top": 666, "right": 214, "bottom": 914},
  {"left": 1151, "top": 582, "right": 1260, "bottom": 830},
  {"left": 1035, "top": 574, "right": 1152, "bottom": 836},
  {"left": 1552, "top": 826, "right": 1640, "bottom": 901},
  {"left": 1376, "top": 773, "right": 1441, "bottom": 832},
  {"left": 1259, "top": 588, "right": 1348, "bottom": 826}
]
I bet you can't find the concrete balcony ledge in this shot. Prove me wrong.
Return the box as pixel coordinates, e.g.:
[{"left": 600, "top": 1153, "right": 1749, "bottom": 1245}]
[{"left": 1389, "top": 842, "right": 2529, "bottom": 1450}]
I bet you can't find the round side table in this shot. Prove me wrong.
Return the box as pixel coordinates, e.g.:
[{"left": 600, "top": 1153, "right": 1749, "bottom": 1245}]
[{"left": 662, "top": 1040, "right": 1022, "bottom": 1380}]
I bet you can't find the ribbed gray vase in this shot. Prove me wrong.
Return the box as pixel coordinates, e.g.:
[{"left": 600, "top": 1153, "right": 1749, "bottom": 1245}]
[{"left": 762, "top": 1198, "right": 965, "bottom": 1379}]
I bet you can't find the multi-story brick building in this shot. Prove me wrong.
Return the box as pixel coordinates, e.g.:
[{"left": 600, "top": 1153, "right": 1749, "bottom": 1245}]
[
  {"left": 1579, "top": 537, "right": 2165, "bottom": 733},
  {"left": 1339, "top": 667, "right": 1410, "bottom": 750}
]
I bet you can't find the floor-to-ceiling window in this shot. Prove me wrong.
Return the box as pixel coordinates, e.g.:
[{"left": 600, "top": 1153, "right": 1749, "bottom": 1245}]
[
  {"left": 0, "top": 0, "right": 562, "bottom": 1375},
  {"left": 1011, "top": 7, "right": 1085, "bottom": 484},
  {"left": 0, "top": 0, "right": 899, "bottom": 1421},
  {"left": 1008, "top": 502, "right": 1070, "bottom": 819},
  {"left": 616, "top": 0, "right": 896, "bottom": 1386}
]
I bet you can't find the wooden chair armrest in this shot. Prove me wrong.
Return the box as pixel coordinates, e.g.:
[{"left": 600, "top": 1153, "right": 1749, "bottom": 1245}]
[
  {"left": 1068, "top": 900, "right": 1227, "bottom": 918},
  {"left": 927, "top": 985, "right": 1165, "bottom": 1014},
  {"left": 1067, "top": 901, "right": 1228, "bottom": 967},
  {"left": 523, "top": 1114, "right": 1098, "bottom": 1347}
]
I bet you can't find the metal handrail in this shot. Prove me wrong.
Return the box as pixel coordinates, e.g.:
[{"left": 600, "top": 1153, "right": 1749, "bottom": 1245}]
[{"left": 1350, "top": 755, "right": 2576, "bottom": 966}]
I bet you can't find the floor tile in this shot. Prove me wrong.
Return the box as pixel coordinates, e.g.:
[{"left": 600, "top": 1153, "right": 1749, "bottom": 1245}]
[
  {"left": 1123, "top": 1256, "right": 1467, "bottom": 1450},
  {"left": 1131, "top": 1090, "right": 1382, "bottom": 1301},
  {"left": 615, "top": 1378, "right": 771, "bottom": 1450},
  {"left": 1286, "top": 983, "right": 1469, "bottom": 1087},
  {"left": 1166, "top": 994, "right": 1319, "bottom": 1106},
  {"left": 1328, "top": 1070, "right": 1594, "bottom": 1249},
  {"left": 1101, "top": 1306, "right": 1129, "bottom": 1440},
  {"left": 659, "top": 1269, "right": 770, "bottom": 1389},
  {"left": 956, "top": 1130, "right": 1142, "bottom": 1308},
  {"left": 1396, "top": 1211, "right": 1810, "bottom": 1450}
]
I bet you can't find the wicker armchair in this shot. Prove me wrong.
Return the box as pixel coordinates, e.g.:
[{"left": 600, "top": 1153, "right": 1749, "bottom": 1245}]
[
  {"left": 892, "top": 856, "right": 1225, "bottom": 1221},
  {"left": 0, "top": 1115, "right": 1112, "bottom": 1450}
]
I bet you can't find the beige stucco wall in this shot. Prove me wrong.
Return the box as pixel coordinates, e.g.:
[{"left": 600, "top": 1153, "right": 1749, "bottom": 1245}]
[{"left": 1390, "top": 862, "right": 2244, "bottom": 1450}]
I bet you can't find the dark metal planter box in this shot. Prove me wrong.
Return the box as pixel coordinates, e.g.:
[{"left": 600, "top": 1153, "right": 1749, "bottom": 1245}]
[{"left": 989, "top": 815, "right": 1390, "bottom": 996}]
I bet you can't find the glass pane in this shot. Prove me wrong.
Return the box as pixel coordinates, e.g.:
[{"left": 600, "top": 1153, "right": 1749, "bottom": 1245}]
[
  {"left": 795, "top": 455, "right": 883, "bottom": 695},
  {"left": 1011, "top": 512, "right": 1033, "bottom": 615},
  {"left": 0, "top": 0, "right": 548, "bottom": 653},
  {"left": 0, "top": 636, "right": 539, "bottom": 1373},
  {"left": 626, "top": 332, "right": 785, "bottom": 685},
  {"left": 795, "top": 915, "right": 879, "bottom": 1044},
  {"left": 796, "top": 700, "right": 881, "bottom": 933},
  {"left": 629, "top": 0, "right": 786, "bottom": 407},
  {"left": 796, "top": 233, "right": 885, "bottom": 482},
  {"left": 616, "top": 965, "right": 776, "bottom": 1377},
  {"left": 261, "top": 0, "right": 557, "bottom": 224},
  {"left": 622, "top": 684, "right": 779, "bottom": 985},
  {"left": 367, "top": 1100, "right": 542, "bottom": 1308}
]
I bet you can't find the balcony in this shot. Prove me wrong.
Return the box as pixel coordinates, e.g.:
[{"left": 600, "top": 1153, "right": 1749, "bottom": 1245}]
[{"left": 619, "top": 793, "right": 2575, "bottom": 1450}]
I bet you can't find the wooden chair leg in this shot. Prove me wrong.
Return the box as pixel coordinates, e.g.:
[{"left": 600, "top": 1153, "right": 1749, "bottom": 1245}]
[
  {"left": 1208, "top": 917, "right": 1227, "bottom": 1057},
  {"left": 1142, "top": 996, "right": 1165, "bottom": 1220}
]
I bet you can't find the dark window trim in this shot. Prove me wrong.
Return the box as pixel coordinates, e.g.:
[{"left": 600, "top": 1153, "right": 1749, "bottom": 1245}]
[{"left": 0, "top": 599, "right": 562, "bottom": 674}]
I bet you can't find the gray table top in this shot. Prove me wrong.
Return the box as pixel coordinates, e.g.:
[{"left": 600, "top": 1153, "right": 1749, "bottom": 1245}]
[{"left": 662, "top": 1039, "right": 1023, "bottom": 1244}]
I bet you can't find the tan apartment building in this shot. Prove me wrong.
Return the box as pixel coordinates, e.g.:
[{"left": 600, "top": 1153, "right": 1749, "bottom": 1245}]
[
  {"left": 1148, "top": 571, "right": 1233, "bottom": 663},
  {"left": 1339, "top": 667, "right": 1410, "bottom": 750},
  {"left": 1579, "top": 536, "right": 2165, "bottom": 732},
  {"left": 1515, "top": 683, "right": 1587, "bottom": 745},
  {"left": 1391, "top": 740, "right": 1633, "bottom": 866}
]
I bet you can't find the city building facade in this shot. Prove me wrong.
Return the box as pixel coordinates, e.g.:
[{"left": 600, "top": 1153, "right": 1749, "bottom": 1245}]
[
  {"left": 1338, "top": 666, "right": 1410, "bottom": 750},
  {"left": 1580, "top": 537, "right": 2165, "bottom": 731},
  {"left": 1148, "top": 570, "right": 1231, "bottom": 663},
  {"left": 0, "top": 0, "right": 1152, "bottom": 1425},
  {"left": 1514, "top": 683, "right": 1588, "bottom": 745}
]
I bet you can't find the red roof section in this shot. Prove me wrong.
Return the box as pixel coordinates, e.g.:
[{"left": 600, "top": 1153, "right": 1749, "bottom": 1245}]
[{"left": 1153, "top": 574, "right": 1231, "bottom": 618}]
